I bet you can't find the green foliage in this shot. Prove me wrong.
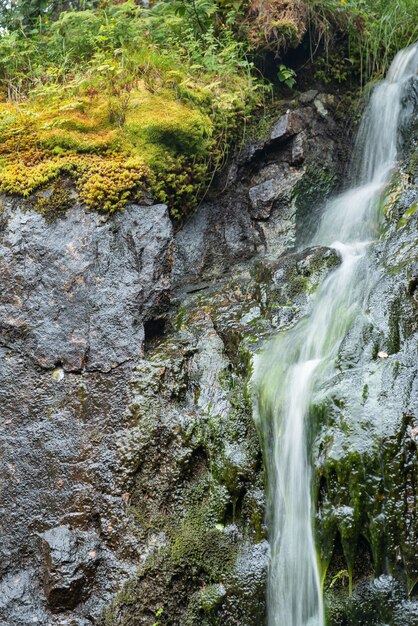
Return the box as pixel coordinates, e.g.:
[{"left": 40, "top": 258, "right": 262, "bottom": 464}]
[
  {"left": 0, "top": 0, "right": 415, "bottom": 216},
  {"left": 152, "top": 606, "right": 164, "bottom": 626},
  {"left": 0, "top": 0, "right": 266, "bottom": 216},
  {"left": 307, "top": 0, "right": 418, "bottom": 82},
  {"left": 329, "top": 568, "right": 350, "bottom": 589},
  {"left": 51, "top": 10, "right": 102, "bottom": 61},
  {"left": 0, "top": 0, "right": 97, "bottom": 31},
  {"left": 277, "top": 64, "right": 296, "bottom": 89},
  {"left": 313, "top": 54, "right": 355, "bottom": 84}
]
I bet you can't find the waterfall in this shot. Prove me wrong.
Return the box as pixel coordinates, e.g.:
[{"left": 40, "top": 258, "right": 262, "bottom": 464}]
[{"left": 254, "top": 43, "right": 418, "bottom": 626}]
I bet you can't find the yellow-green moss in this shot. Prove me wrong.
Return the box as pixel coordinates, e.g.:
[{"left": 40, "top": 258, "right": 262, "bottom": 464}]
[
  {"left": 34, "top": 182, "right": 74, "bottom": 222},
  {"left": 0, "top": 86, "right": 215, "bottom": 214}
]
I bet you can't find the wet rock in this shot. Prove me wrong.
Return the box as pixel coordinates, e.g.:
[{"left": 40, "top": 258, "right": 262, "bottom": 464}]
[
  {"left": 174, "top": 95, "right": 350, "bottom": 288},
  {"left": 0, "top": 570, "right": 49, "bottom": 626},
  {"left": 186, "top": 318, "right": 231, "bottom": 417},
  {"left": 326, "top": 575, "right": 418, "bottom": 626},
  {"left": 242, "top": 489, "right": 267, "bottom": 542},
  {"left": 200, "top": 584, "right": 227, "bottom": 613},
  {"left": 173, "top": 197, "right": 262, "bottom": 287},
  {"left": 248, "top": 164, "right": 304, "bottom": 221},
  {"left": 315, "top": 93, "right": 337, "bottom": 118},
  {"left": 41, "top": 526, "right": 100, "bottom": 611},
  {"left": 299, "top": 89, "right": 318, "bottom": 104},
  {"left": 222, "top": 541, "right": 269, "bottom": 625},
  {"left": 291, "top": 131, "right": 306, "bottom": 164},
  {"left": 249, "top": 179, "right": 281, "bottom": 219},
  {"left": 236, "top": 139, "right": 266, "bottom": 166},
  {"left": 270, "top": 111, "right": 304, "bottom": 142},
  {"left": 399, "top": 77, "right": 418, "bottom": 143},
  {"left": 215, "top": 442, "right": 253, "bottom": 496},
  {"left": 0, "top": 91, "right": 357, "bottom": 626},
  {"left": 314, "top": 97, "right": 329, "bottom": 118},
  {"left": 0, "top": 201, "right": 172, "bottom": 372},
  {"left": 0, "top": 200, "right": 173, "bottom": 625},
  {"left": 257, "top": 246, "right": 341, "bottom": 318}
]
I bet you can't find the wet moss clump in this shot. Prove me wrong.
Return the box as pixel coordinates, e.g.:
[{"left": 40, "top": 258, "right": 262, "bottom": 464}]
[{"left": 169, "top": 481, "right": 238, "bottom": 580}]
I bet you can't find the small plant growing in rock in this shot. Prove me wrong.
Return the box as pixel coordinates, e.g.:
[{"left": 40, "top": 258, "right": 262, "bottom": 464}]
[
  {"left": 152, "top": 606, "right": 164, "bottom": 626},
  {"left": 277, "top": 64, "right": 296, "bottom": 88}
]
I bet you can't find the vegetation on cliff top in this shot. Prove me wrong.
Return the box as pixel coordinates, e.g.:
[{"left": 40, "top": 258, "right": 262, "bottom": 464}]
[
  {"left": 0, "top": 1, "right": 265, "bottom": 217},
  {"left": 0, "top": 0, "right": 416, "bottom": 216}
]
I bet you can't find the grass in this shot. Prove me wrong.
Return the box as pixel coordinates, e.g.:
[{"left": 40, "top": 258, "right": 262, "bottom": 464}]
[{"left": 306, "top": 0, "right": 418, "bottom": 83}]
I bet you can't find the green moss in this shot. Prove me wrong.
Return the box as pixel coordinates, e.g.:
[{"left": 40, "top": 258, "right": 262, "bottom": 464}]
[
  {"left": 292, "top": 166, "right": 337, "bottom": 209},
  {"left": 316, "top": 392, "right": 418, "bottom": 609},
  {"left": 33, "top": 182, "right": 74, "bottom": 222},
  {"left": 169, "top": 478, "right": 236, "bottom": 579},
  {"left": 291, "top": 166, "right": 337, "bottom": 243},
  {"left": 397, "top": 201, "right": 418, "bottom": 229},
  {"left": 362, "top": 384, "right": 369, "bottom": 403},
  {"left": 200, "top": 584, "right": 226, "bottom": 614},
  {"left": 0, "top": 0, "right": 266, "bottom": 219}
]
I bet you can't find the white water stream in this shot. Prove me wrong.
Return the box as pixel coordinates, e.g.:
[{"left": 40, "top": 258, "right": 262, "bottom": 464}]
[{"left": 254, "top": 43, "right": 418, "bottom": 626}]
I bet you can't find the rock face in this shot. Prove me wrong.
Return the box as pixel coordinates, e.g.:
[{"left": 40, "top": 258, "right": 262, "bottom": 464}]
[
  {"left": 41, "top": 526, "right": 100, "bottom": 611},
  {"left": 173, "top": 93, "right": 351, "bottom": 289},
  {"left": 0, "top": 91, "right": 417, "bottom": 626},
  {"left": 0, "top": 202, "right": 173, "bottom": 624},
  {"left": 0, "top": 202, "right": 172, "bottom": 372}
]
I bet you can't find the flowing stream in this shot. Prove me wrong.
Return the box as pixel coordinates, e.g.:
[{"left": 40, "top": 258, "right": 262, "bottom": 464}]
[{"left": 254, "top": 43, "right": 418, "bottom": 626}]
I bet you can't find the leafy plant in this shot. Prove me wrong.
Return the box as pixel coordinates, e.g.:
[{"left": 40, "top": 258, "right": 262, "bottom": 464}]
[
  {"left": 329, "top": 568, "right": 350, "bottom": 589},
  {"left": 306, "top": 0, "right": 418, "bottom": 82},
  {"left": 277, "top": 64, "right": 297, "bottom": 88}
]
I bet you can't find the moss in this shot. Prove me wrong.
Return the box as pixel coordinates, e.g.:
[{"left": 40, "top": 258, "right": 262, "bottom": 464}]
[
  {"left": 242, "top": 489, "right": 267, "bottom": 542},
  {"left": 397, "top": 201, "right": 418, "bottom": 229},
  {"left": 101, "top": 474, "right": 239, "bottom": 625},
  {"left": 362, "top": 384, "right": 369, "bottom": 403},
  {"left": 291, "top": 166, "right": 337, "bottom": 243},
  {"left": 383, "top": 170, "right": 411, "bottom": 222},
  {"left": 170, "top": 513, "right": 237, "bottom": 582},
  {"left": 33, "top": 182, "right": 73, "bottom": 223},
  {"left": 316, "top": 393, "right": 418, "bottom": 607},
  {"left": 0, "top": 88, "right": 213, "bottom": 216}
]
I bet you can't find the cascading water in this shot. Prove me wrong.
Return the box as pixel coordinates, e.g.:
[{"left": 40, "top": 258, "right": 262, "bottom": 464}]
[{"left": 254, "top": 43, "right": 418, "bottom": 626}]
